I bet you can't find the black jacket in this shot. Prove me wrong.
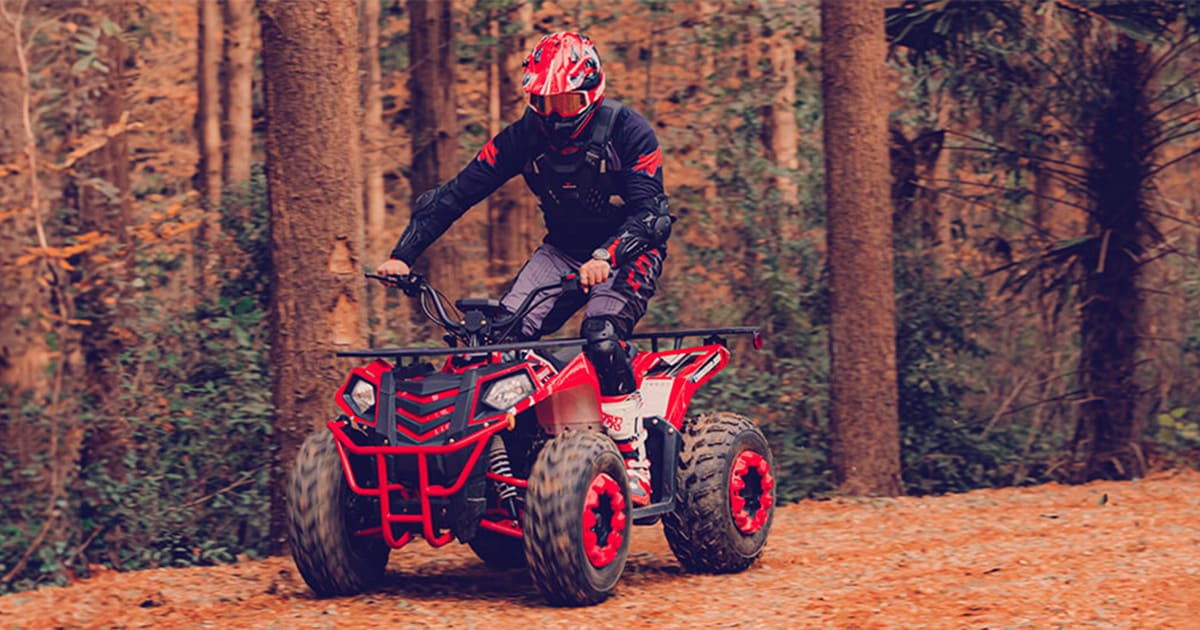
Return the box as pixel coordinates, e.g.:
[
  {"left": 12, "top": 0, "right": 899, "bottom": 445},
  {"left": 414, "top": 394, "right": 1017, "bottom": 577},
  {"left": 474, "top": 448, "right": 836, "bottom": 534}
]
[{"left": 390, "top": 100, "right": 670, "bottom": 268}]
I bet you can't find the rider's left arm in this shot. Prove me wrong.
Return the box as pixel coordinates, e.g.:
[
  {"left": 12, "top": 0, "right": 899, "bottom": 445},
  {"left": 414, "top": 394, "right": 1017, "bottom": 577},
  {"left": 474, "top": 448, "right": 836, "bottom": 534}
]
[{"left": 598, "top": 108, "right": 674, "bottom": 269}]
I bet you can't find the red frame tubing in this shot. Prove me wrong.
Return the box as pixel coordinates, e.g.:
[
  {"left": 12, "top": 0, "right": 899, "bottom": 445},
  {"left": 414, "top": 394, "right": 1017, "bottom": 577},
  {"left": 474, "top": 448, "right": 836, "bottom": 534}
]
[
  {"left": 729, "top": 450, "right": 775, "bottom": 535},
  {"left": 329, "top": 419, "right": 508, "bottom": 548},
  {"left": 581, "top": 473, "right": 627, "bottom": 567}
]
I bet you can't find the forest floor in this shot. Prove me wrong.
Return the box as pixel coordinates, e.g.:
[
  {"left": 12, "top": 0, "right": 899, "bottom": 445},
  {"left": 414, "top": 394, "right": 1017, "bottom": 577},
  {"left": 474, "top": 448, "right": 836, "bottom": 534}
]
[{"left": 3, "top": 468, "right": 1199, "bottom": 629}]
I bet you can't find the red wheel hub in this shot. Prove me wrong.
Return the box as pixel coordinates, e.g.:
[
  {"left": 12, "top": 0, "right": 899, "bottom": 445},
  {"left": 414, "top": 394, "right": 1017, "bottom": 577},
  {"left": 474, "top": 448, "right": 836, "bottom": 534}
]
[
  {"left": 730, "top": 450, "right": 774, "bottom": 534},
  {"left": 582, "top": 472, "right": 627, "bottom": 567}
]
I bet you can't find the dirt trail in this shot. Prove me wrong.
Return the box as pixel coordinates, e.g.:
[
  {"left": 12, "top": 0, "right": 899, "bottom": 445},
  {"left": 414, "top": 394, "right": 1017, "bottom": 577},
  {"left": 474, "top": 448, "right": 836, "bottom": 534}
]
[{"left": 4, "top": 469, "right": 1199, "bottom": 629}]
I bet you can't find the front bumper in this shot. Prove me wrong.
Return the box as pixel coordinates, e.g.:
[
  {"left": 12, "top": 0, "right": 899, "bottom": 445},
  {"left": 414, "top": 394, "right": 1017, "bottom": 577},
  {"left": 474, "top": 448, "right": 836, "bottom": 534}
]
[{"left": 328, "top": 419, "right": 523, "bottom": 548}]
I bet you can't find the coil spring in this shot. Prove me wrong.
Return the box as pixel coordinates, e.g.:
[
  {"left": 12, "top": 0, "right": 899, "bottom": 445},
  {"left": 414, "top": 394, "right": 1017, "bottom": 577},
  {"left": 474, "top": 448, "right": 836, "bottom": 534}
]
[{"left": 488, "top": 436, "right": 518, "bottom": 504}]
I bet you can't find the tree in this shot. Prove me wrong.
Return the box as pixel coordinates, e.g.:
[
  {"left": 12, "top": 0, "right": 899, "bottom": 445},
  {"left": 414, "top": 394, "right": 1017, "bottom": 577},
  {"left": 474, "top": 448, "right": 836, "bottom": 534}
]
[
  {"left": 486, "top": 0, "right": 536, "bottom": 285},
  {"left": 259, "top": 0, "right": 366, "bottom": 550},
  {"left": 195, "top": 0, "right": 222, "bottom": 297},
  {"left": 361, "top": 0, "right": 388, "bottom": 339},
  {"left": 74, "top": 3, "right": 138, "bottom": 479},
  {"left": 887, "top": 0, "right": 1200, "bottom": 480},
  {"left": 820, "top": 0, "right": 902, "bottom": 496},
  {"left": 222, "top": 0, "right": 255, "bottom": 189},
  {"left": 408, "top": 0, "right": 484, "bottom": 300},
  {"left": 762, "top": 1, "right": 800, "bottom": 211}
]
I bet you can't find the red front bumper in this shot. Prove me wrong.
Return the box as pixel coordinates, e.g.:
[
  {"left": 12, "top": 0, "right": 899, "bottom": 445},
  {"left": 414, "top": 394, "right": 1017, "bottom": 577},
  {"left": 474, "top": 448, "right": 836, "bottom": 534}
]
[{"left": 327, "top": 420, "right": 523, "bottom": 548}]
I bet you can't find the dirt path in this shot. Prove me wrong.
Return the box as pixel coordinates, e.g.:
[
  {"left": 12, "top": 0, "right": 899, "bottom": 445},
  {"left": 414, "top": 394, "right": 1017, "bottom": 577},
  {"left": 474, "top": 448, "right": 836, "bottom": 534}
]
[{"left": 4, "top": 469, "right": 1199, "bottom": 629}]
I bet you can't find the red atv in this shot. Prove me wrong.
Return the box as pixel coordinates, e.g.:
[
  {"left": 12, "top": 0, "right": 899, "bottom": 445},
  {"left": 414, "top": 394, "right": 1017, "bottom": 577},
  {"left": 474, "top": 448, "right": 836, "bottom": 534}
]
[{"left": 286, "top": 272, "right": 775, "bottom": 606}]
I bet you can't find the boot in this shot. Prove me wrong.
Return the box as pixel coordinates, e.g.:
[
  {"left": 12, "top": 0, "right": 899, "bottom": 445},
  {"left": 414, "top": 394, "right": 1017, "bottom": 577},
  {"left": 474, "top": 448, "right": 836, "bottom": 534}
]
[{"left": 600, "top": 393, "right": 652, "bottom": 506}]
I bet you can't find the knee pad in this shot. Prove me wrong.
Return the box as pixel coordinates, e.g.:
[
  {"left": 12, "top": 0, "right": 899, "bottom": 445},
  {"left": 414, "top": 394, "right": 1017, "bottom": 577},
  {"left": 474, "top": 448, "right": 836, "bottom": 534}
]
[{"left": 582, "top": 317, "right": 636, "bottom": 396}]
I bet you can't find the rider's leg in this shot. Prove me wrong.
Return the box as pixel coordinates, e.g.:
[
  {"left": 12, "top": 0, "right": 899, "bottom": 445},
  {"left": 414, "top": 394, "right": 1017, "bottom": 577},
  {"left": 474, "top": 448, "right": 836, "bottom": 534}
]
[
  {"left": 499, "top": 243, "right": 587, "bottom": 340},
  {"left": 583, "top": 316, "right": 651, "bottom": 505},
  {"left": 582, "top": 248, "right": 665, "bottom": 506}
]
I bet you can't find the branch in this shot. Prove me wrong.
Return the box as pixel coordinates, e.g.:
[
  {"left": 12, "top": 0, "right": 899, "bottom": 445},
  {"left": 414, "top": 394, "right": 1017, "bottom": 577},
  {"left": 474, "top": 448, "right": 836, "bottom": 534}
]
[
  {"left": 1149, "top": 143, "right": 1200, "bottom": 176},
  {"left": 942, "top": 129, "right": 1088, "bottom": 173},
  {"left": 0, "top": 503, "right": 57, "bottom": 583},
  {"left": 930, "top": 176, "right": 1090, "bottom": 212},
  {"left": 162, "top": 465, "right": 269, "bottom": 516}
]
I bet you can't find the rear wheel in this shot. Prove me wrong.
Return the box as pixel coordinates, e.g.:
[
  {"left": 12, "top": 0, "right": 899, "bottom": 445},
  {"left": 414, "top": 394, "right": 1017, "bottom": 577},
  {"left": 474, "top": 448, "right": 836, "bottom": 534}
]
[
  {"left": 664, "top": 412, "right": 774, "bottom": 573},
  {"left": 287, "top": 430, "right": 389, "bottom": 596},
  {"left": 524, "top": 430, "right": 631, "bottom": 606}
]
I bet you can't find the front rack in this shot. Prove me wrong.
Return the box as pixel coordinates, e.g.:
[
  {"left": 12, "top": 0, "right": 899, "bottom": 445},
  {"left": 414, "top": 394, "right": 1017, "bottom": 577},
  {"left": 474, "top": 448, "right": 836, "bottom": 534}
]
[{"left": 336, "top": 326, "right": 762, "bottom": 359}]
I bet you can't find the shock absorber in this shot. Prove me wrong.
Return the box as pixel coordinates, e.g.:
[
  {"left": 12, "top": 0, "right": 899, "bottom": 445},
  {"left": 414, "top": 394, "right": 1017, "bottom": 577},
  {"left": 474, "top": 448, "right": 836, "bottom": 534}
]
[{"left": 487, "top": 435, "right": 521, "bottom": 518}]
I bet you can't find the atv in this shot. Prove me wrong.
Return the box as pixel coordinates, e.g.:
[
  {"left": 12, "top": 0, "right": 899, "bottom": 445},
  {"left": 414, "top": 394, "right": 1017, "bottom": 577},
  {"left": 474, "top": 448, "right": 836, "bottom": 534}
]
[{"left": 286, "top": 272, "right": 775, "bottom": 606}]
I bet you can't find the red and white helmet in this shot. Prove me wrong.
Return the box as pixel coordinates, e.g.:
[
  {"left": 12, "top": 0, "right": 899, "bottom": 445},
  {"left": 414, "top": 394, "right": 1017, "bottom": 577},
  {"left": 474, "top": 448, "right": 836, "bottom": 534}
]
[{"left": 522, "top": 32, "right": 605, "bottom": 139}]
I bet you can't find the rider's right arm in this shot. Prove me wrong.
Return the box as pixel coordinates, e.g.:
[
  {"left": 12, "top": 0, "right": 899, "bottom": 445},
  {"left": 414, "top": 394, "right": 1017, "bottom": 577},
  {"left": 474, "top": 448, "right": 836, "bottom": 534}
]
[{"left": 389, "top": 117, "right": 534, "bottom": 265}]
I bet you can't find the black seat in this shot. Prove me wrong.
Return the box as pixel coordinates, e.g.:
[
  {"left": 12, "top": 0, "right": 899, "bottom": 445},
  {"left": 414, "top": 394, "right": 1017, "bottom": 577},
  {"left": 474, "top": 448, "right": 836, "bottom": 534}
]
[
  {"left": 455, "top": 298, "right": 509, "bottom": 319},
  {"left": 544, "top": 345, "right": 583, "bottom": 370}
]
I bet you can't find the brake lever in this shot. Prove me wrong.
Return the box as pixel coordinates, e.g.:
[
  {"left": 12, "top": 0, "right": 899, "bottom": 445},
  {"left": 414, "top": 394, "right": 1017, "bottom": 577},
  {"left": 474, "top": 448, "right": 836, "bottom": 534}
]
[{"left": 365, "top": 272, "right": 422, "bottom": 296}]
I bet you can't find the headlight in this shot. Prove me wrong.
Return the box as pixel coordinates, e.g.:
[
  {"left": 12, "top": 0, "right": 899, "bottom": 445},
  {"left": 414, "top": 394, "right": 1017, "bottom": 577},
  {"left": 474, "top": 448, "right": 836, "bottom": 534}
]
[
  {"left": 350, "top": 379, "right": 377, "bottom": 416},
  {"left": 481, "top": 373, "right": 534, "bottom": 410}
]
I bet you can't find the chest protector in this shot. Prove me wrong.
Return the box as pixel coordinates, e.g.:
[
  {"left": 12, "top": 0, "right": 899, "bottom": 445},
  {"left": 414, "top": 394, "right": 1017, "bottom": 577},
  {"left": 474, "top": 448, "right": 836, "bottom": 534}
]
[{"left": 524, "top": 100, "right": 623, "bottom": 222}]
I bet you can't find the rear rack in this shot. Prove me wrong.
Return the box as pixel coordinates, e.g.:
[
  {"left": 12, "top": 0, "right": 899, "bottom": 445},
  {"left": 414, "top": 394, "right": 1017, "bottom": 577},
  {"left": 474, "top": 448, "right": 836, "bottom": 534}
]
[
  {"left": 629, "top": 326, "right": 762, "bottom": 352},
  {"left": 336, "top": 326, "right": 762, "bottom": 359}
]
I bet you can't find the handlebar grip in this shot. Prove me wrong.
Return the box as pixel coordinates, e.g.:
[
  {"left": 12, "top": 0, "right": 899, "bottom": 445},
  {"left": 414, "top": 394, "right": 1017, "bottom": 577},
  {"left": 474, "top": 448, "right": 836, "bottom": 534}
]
[
  {"left": 365, "top": 272, "right": 423, "bottom": 296},
  {"left": 560, "top": 273, "right": 582, "bottom": 294}
]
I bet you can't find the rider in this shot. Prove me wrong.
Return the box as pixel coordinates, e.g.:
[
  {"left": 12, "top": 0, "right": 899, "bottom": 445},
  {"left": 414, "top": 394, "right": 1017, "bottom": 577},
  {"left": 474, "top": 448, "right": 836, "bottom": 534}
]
[{"left": 375, "top": 32, "right": 671, "bottom": 506}]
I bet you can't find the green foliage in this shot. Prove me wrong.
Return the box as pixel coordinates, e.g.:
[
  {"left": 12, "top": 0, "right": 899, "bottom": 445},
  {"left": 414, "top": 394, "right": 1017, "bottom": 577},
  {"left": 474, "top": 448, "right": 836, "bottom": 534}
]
[
  {"left": 1153, "top": 407, "right": 1200, "bottom": 459},
  {"left": 0, "top": 170, "right": 274, "bottom": 593},
  {"left": 892, "top": 252, "right": 1015, "bottom": 494}
]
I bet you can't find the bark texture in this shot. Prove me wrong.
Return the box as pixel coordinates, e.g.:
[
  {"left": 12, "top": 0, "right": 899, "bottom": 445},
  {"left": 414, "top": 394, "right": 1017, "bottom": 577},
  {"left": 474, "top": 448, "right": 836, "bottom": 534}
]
[
  {"left": 487, "top": 1, "right": 536, "bottom": 285},
  {"left": 197, "top": 0, "right": 223, "bottom": 206},
  {"left": 1074, "top": 37, "right": 1152, "bottom": 481},
  {"left": 222, "top": 0, "right": 255, "bottom": 188},
  {"left": 764, "top": 8, "right": 799, "bottom": 210},
  {"left": 0, "top": 2, "right": 52, "bottom": 462},
  {"left": 75, "top": 9, "right": 137, "bottom": 478},
  {"left": 195, "top": 0, "right": 223, "bottom": 298},
  {"left": 408, "top": 0, "right": 484, "bottom": 299},
  {"left": 820, "top": 0, "right": 902, "bottom": 496},
  {"left": 360, "top": 0, "right": 387, "bottom": 337},
  {"left": 260, "top": 0, "right": 366, "bottom": 550}
]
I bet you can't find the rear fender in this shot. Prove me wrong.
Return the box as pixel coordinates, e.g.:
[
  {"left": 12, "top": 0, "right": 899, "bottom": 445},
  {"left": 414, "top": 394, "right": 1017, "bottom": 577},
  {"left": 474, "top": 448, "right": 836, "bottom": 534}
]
[{"left": 634, "top": 344, "right": 730, "bottom": 428}]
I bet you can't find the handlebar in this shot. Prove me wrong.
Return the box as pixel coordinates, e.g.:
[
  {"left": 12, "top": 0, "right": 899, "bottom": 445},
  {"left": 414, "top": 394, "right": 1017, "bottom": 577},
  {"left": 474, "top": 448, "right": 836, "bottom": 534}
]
[{"left": 366, "top": 271, "right": 581, "bottom": 347}]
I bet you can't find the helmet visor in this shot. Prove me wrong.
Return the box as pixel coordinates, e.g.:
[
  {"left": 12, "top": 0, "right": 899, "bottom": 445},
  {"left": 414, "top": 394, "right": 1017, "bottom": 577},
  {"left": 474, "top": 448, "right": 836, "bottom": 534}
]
[{"left": 529, "top": 92, "right": 589, "bottom": 117}]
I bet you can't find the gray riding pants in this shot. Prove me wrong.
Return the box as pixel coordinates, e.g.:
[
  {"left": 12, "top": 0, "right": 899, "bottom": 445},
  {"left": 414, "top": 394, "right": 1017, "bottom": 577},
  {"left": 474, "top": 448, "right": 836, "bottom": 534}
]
[{"left": 499, "top": 242, "right": 664, "bottom": 340}]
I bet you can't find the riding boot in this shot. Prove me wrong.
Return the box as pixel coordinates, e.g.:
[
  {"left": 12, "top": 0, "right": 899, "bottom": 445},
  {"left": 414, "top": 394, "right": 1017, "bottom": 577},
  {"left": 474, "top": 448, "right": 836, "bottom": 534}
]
[{"left": 600, "top": 392, "right": 652, "bottom": 506}]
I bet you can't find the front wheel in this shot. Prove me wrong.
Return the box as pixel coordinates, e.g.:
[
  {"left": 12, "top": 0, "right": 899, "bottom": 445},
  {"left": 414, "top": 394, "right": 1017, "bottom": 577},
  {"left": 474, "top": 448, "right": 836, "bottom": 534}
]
[
  {"left": 523, "top": 430, "right": 631, "bottom": 606},
  {"left": 287, "top": 430, "right": 390, "bottom": 596},
  {"left": 663, "top": 412, "right": 775, "bottom": 573}
]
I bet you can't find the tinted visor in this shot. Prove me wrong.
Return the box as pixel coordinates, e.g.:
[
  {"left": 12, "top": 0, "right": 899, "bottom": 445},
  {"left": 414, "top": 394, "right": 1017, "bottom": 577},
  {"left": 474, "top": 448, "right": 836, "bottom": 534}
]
[{"left": 529, "top": 92, "right": 588, "bottom": 117}]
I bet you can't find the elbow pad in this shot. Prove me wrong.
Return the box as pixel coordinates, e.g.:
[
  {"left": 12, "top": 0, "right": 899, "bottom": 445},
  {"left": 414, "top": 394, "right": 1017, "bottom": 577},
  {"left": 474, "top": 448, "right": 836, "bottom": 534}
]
[
  {"left": 388, "top": 183, "right": 466, "bottom": 265},
  {"left": 610, "top": 194, "right": 673, "bottom": 267}
]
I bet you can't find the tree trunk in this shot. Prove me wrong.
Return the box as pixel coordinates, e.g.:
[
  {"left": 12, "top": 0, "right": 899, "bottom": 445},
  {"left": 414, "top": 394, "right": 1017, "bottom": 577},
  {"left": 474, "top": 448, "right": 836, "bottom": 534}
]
[
  {"left": 487, "top": 0, "right": 536, "bottom": 286},
  {"left": 260, "top": 0, "right": 366, "bottom": 551},
  {"left": 763, "top": 5, "right": 799, "bottom": 212},
  {"left": 408, "top": 0, "right": 482, "bottom": 300},
  {"left": 76, "top": 8, "right": 137, "bottom": 481},
  {"left": 222, "top": 0, "right": 255, "bottom": 189},
  {"left": 361, "top": 0, "right": 388, "bottom": 340},
  {"left": 820, "top": 0, "right": 902, "bottom": 497},
  {"left": 1074, "top": 37, "right": 1153, "bottom": 481},
  {"left": 195, "top": 0, "right": 223, "bottom": 298},
  {"left": 0, "top": 2, "right": 45, "bottom": 469}
]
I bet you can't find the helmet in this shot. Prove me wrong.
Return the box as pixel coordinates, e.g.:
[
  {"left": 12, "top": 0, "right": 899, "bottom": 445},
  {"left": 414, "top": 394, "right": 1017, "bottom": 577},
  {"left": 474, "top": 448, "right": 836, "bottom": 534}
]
[{"left": 522, "top": 32, "right": 605, "bottom": 142}]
